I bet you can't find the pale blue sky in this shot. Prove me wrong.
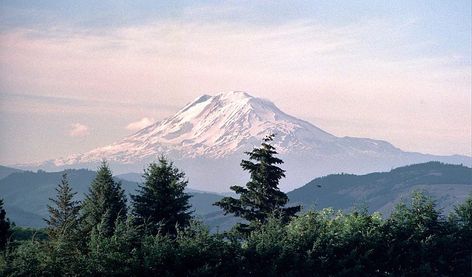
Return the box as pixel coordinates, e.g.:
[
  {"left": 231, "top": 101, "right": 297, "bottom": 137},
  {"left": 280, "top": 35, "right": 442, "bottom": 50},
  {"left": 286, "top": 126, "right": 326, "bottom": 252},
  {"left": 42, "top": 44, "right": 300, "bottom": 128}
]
[{"left": 0, "top": 0, "right": 470, "bottom": 164}]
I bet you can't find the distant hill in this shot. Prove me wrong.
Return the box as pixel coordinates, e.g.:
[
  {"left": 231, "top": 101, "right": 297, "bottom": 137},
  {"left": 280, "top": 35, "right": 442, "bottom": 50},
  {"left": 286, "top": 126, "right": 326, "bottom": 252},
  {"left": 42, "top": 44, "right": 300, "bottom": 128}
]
[
  {"left": 0, "top": 168, "right": 227, "bottom": 228},
  {"left": 0, "top": 165, "right": 23, "bottom": 180},
  {"left": 115, "top": 172, "right": 143, "bottom": 183},
  {"left": 288, "top": 162, "right": 472, "bottom": 215},
  {"left": 117, "top": 171, "right": 230, "bottom": 195}
]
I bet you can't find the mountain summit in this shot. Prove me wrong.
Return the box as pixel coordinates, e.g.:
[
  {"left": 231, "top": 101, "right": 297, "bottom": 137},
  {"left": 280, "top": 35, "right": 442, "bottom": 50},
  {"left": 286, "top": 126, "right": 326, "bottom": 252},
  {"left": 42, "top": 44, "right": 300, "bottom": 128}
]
[
  {"left": 53, "top": 91, "right": 394, "bottom": 165},
  {"left": 36, "top": 91, "right": 469, "bottom": 191}
]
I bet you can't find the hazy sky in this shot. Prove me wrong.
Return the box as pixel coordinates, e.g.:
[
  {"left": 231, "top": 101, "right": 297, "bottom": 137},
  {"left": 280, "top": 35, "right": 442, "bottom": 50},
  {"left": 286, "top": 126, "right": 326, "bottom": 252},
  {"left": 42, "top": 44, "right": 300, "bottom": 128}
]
[{"left": 0, "top": 0, "right": 471, "bottom": 164}]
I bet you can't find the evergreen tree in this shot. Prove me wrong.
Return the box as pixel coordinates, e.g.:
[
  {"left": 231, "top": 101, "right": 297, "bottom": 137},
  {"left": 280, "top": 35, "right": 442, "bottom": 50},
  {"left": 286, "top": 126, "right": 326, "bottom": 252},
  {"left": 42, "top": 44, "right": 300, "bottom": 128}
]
[
  {"left": 81, "top": 161, "right": 127, "bottom": 237},
  {"left": 449, "top": 193, "right": 472, "bottom": 274},
  {"left": 132, "top": 157, "right": 192, "bottom": 236},
  {"left": 44, "top": 173, "right": 85, "bottom": 275},
  {"left": 453, "top": 193, "right": 472, "bottom": 231},
  {"left": 6, "top": 239, "right": 47, "bottom": 276},
  {"left": 86, "top": 216, "right": 140, "bottom": 275},
  {"left": 0, "top": 199, "right": 11, "bottom": 251},
  {"left": 215, "top": 134, "right": 300, "bottom": 233},
  {"left": 45, "top": 173, "right": 81, "bottom": 241},
  {"left": 384, "top": 191, "right": 446, "bottom": 275}
]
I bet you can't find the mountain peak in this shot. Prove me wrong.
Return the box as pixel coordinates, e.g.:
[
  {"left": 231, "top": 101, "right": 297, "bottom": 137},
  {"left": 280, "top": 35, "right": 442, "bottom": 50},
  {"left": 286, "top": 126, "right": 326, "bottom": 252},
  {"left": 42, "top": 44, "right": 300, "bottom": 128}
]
[
  {"left": 54, "top": 91, "right": 337, "bottom": 165},
  {"left": 179, "top": 91, "right": 255, "bottom": 117},
  {"left": 173, "top": 91, "right": 276, "bottom": 130},
  {"left": 217, "top": 90, "right": 253, "bottom": 100}
]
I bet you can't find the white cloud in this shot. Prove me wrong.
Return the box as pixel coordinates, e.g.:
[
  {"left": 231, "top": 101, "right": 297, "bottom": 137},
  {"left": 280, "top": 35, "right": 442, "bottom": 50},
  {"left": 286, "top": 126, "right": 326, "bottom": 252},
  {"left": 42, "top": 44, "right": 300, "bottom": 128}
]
[
  {"left": 68, "top": 123, "right": 90, "bottom": 137},
  {"left": 126, "top": 117, "right": 155, "bottom": 131}
]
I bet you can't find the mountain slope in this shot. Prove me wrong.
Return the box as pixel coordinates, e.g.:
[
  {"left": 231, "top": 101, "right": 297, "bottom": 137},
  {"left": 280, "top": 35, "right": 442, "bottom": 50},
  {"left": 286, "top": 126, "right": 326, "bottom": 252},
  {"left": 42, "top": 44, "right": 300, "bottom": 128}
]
[
  {"left": 27, "top": 91, "right": 470, "bottom": 191},
  {"left": 50, "top": 91, "right": 340, "bottom": 164},
  {"left": 0, "top": 165, "right": 23, "bottom": 180},
  {"left": 288, "top": 162, "right": 472, "bottom": 215}
]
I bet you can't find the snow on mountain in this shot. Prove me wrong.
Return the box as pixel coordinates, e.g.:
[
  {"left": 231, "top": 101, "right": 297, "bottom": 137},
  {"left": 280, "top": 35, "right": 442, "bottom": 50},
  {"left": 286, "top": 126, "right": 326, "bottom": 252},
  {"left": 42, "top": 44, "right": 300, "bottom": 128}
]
[
  {"left": 32, "top": 91, "right": 470, "bottom": 191},
  {"left": 54, "top": 91, "right": 341, "bottom": 165}
]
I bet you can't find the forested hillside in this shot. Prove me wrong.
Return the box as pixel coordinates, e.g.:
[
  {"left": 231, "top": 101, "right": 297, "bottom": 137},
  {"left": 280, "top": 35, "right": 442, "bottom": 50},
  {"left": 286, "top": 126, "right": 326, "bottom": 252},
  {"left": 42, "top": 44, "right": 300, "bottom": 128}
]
[{"left": 289, "top": 161, "right": 472, "bottom": 214}]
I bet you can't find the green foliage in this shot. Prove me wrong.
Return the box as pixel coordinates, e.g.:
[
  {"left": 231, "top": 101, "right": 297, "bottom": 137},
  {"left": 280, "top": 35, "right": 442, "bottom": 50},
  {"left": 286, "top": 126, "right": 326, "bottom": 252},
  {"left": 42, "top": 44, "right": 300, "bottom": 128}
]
[
  {"left": 43, "top": 237, "right": 86, "bottom": 276},
  {"left": 81, "top": 161, "right": 127, "bottom": 237},
  {"left": 141, "top": 220, "right": 242, "bottom": 276},
  {"left": 236, "top": 192, "right": 471, "bottom": 276},
  {"left": 0, "top": 199, "right": 11, "bottom": 251},
  {"left": 45, "top": 173, "right": 81, "bottom": 241},
  {"left": 2, "top": 192, "right": 472, "bottom": 276},
  {"left": 448, "top": 193, "right": 472, "bottom": 274},
  {"left": 41, "top": 174, "right": 86, "bottom": 276},
  {"left": 140, "top": 233, "right": 176, "bottom": 276},
  {"left": 173, "top": 221, "right": 241, "bottom": 276},
  {"left": 11, "top": 226, "right": 47, "bottom": 241},
  {"left": 244, "top": 216, "right": 293, "bottom": 276},
  {"left": 309, "top": 210, "right": 385, "bottom": 275},
  {"left": 241, "top": 209, "right": 387, "bottom": 276},
  {"left": 383, "top": 191, "right": 455, "bottom": 275},
  {"left": 215, "top": 134, "right": 300, "bottom": 233},
  {"left": 5, "top": 240, "right": 48, "bottom": 276},
  {"left": 86, "top": 217, "right": 140, "bottom": 276},
  {"left": 453, "top": 193, "right": 472, "bottom": 231},
  {"left": 132, "top": 157, "right": 192, "bottom": 236}
]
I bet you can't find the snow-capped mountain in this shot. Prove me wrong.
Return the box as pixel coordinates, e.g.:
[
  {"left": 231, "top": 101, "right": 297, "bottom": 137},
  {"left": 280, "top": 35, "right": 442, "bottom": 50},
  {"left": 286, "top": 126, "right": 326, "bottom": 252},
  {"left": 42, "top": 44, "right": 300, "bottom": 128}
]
[
  {"left": 55, "top": 91, "right": 335, "bottom": 164},
  {"left": 35, "top": 91, "right": 470, "bottom": 191},
  {"left": 53, "top": 91, "right": 398, "bottom": 165}
]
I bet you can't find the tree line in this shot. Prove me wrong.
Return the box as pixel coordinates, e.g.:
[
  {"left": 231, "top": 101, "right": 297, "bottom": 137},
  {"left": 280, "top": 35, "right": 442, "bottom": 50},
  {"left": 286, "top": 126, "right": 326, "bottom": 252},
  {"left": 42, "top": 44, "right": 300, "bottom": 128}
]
[{"left": 0, "top": 135, "right": 471, "bottom": 276}]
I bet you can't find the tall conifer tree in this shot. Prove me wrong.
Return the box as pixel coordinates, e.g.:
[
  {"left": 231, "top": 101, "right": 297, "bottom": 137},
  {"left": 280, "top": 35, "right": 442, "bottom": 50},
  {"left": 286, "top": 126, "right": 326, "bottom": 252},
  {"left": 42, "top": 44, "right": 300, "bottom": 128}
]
[
  {"left": 132, "top": 157, "right": 192, "bottom": 236},
  {"left": 45, "top": 173, "right": 81, "bottom": 241},
  {"left": 45, "top": 173, "right": 84, "bottom": 275},
  {"left": 82, "top": 161, "right": 127, "bottom": 237},
  {"left": 215, "top": 134, "right": 300, "bottom": 232}
]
